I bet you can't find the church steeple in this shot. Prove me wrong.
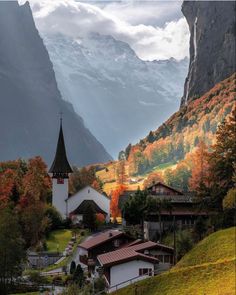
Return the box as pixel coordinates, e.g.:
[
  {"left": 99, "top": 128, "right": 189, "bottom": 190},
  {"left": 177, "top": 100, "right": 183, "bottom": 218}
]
[
  {"left": 50, "top": 118, "right": 72, "bottom": 218},
  {"left": 49, "top": 120, "right": 73, "bottom": 178}
]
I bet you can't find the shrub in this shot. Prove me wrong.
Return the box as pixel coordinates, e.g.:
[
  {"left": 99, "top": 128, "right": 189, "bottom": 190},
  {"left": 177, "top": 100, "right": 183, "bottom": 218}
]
[
  {"left": 70, "top": 261, "right": 76, "bottom": 275},
  {"left": 176, "top": 230, "right": 194, "bottom": 260},
  {"left": 73, "top": 265, "right": 84, "bottom": 287},
  {"left": 52, "top": 275, "right": 63, "bottom": 286},
  {"left": 94, "top": 277, "right": 106, "bottom": 294},
  {"left": 64, "top": 275, "right": 74, "bottom": 286},
  {"left": 45, "top": 205, "right": 63, "bottom": 230},
  {"left": 27, "top": 270, "right": 48, "bottom": 285},
  {"left": 193, "top": 217, "right": 207, "bottom": 242}
]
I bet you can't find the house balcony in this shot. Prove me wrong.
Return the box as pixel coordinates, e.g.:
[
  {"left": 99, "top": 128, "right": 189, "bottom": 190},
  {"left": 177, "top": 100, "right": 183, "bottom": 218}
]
[{"left": 80, "top": 255, "right": 88, "bottom": 265}]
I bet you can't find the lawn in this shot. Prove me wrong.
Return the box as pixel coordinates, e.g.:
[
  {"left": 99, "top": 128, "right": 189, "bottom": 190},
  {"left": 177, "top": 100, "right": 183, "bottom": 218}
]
[
  {"left": 113, "top": 227, "right": 236, "bottom": 295},
  {"left": 43, "top": 230, "right": 88, "bottom": 272},
  {"left": 46, "top": 229, "right": 72, "bottom": 253}
]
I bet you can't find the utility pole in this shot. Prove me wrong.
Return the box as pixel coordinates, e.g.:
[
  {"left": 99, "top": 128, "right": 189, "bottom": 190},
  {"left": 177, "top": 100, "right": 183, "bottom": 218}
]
[{"left": 173, "top": 215, "right": 177, "bottom": 265}]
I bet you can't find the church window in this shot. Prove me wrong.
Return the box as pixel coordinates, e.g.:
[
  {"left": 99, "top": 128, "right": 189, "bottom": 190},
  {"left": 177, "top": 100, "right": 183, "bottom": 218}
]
[{"left": 57, "top": 178, "right": 64, "bottom": 184}]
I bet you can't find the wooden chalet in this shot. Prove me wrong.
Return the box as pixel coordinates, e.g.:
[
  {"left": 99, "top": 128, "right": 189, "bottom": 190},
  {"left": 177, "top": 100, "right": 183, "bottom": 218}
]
[{"left": 119, "top": 182, "right": 207, "bottom": 240}]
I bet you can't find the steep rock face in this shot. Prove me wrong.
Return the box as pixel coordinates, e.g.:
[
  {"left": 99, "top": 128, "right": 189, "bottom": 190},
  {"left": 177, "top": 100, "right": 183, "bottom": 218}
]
[
  {"left": 181, "top": 1, "right": 236, "bottom": 105},
  {"left": 0, "top": 1, "right": 111, "bottom": 165}
]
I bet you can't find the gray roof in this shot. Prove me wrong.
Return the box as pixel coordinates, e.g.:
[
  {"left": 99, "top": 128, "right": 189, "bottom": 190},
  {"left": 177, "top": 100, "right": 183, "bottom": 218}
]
[{"left": 49, "top": 123, "right": 73, "bottom": 174}]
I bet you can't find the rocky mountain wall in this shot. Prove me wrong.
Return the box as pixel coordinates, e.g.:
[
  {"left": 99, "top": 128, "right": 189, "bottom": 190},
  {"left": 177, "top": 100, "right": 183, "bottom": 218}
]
[{"left": 181, "top": 1, "right": 236, "bottom": 105}]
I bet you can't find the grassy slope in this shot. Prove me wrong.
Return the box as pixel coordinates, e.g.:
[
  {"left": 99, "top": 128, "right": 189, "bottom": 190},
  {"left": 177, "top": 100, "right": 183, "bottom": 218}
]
[
  {"left": 98, "top": 160, "right": 176, "bottom": 195},
  {"left": 43, "top": 230, "right": 88, "bottom": 272},
  {"left": 46, "top": 229, "right": 72, "bottom": 252},
  {"left": 113, "top": 227, "right": 236, "bottom": 295},
  {"left": 176, "top": 227, "right": 236, "bottom": 268}
]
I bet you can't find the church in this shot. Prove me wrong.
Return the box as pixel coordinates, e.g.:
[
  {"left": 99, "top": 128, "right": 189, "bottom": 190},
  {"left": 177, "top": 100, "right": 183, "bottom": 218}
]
[{"left": 48, "top": 121, "right": 110, "bottom": 223}]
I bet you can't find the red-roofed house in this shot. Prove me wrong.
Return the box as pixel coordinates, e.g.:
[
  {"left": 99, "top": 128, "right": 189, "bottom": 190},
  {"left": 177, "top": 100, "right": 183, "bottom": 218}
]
[
  {"left": 126, "top": 241, "right": 174, "bottom": 271},
  {"left": 98, "top": 248, "right": 158, "bottom": 291},
  {"left": 97, "top": 241, "right": 174, "bottom": 291},
  {"left": 77, "top": 230, "right": 134, "bottom": 271}
]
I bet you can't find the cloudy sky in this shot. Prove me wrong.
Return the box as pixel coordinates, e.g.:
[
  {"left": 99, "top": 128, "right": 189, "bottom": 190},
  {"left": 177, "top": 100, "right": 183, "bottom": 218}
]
[{"left": 18, "top": 0, "right": 190, "bottom": 61}]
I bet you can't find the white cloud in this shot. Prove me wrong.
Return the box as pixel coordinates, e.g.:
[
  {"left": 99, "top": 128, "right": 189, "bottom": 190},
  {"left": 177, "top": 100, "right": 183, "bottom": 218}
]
[
  {"left": 19, "top": 0, "right": 190, "bottom": 61},
  {"left": 101, "top": 1, "right": 182, "bottom": 26}
]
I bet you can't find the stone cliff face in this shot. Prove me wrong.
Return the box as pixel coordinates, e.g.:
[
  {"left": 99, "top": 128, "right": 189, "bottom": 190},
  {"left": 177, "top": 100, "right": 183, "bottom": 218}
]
[
  {"left": 0, "top": 1, "right": 111, "bottom": 165},
  {"left": 181, "top": 1, "right": 236, "bottom": 105}
]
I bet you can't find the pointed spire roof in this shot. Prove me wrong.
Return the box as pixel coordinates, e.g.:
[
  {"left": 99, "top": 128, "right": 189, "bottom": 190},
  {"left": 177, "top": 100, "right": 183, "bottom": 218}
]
[{"left": 49, "top": 122, "right": 73, "bottom": 174}]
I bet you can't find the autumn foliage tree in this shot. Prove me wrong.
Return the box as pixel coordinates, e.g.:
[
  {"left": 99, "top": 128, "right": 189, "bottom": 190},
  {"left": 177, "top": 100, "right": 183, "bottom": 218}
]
[
  {"left": 116, "top": 153, "right": 128, "bottom": 185},
  {"left": 69, "top": 166, "right": 103, "bottom": 194},
  {"left": 0, "top": 160, "right": 27, "bottom": 208},
  {"left": 189, "top": 141, "right": 211, "bottom": 197},
  {"left": 143, "top": 172, "right": 164, "bottom": 189},
  {"left": 22, "top": 156, "right": 51, "bottom": 203},
  {"left": 0, "top": 157, "right": 56, "bottom": 248},
  {"left": 187, "top": 107, "right": 236, "bottom": 214},
  {"left": 110, "top": 184, "right": 126, "bottom": 220},
  {"left": 164, "top": 161, "right": 191, "bottom": 192},
  {"left": 207, "top": 107, "right": 236, "bottom": 209},
  {"left": 0, "top": 169, "right": 16, "bottom": 208}
]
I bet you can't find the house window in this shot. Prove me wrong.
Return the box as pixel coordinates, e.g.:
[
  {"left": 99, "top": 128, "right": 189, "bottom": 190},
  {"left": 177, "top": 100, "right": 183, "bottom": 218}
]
[
  {"left": 157, "top": 255, "right": 163, "bottom": 262},
  {"left": 113, "top": 239, "right": 120, "bottom": 248},
  {"left": 57, "top": 178, "right": 64, "bottom": 184},
  {"left": 164, "top": 255, "right": 170, "bottom": 263},
  {"left": 139, "top": 268, "right": 152, "bottom": 276}
]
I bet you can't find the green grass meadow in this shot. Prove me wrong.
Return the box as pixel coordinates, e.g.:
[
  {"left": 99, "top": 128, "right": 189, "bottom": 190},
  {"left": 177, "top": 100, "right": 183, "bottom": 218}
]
[{"left": 113, "top": 227, "right": 236, "bottom": 295}]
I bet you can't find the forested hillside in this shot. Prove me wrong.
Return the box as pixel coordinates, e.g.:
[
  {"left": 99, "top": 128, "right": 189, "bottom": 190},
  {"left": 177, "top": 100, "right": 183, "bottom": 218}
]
[
  {"left": 126, "top": 74, "right": 235, "bottom": 175},
  {"left": 96, "top": 74, "right": 235, "bottom": 194}
]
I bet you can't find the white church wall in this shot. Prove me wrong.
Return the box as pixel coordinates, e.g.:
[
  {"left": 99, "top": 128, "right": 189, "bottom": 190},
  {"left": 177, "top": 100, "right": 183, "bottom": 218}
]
[
  {"left": 68, "top": 186, "right": 110, "bottom": 222},
  {"left": 52, "top": 178, "right": 68, "bottom": 219}
]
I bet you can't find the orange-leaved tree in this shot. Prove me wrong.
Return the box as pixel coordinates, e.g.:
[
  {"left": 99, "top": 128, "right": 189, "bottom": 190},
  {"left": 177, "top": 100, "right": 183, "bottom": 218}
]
[
  {"left": 143, "top": 172, "right": 164, "bottom": 189},
  {"left": 96, "top": 213, "right": 106, "bottom": 224},
  {"left": 22, "top": 156, "right": 51, "bottom": 203},
  {"left": 189, "top": 141, "right": 211, "bottom": 196},
  {"left": 110, "top": 184, "right": 127, "bottom": 220},
  {"left": 0, "top": 168, "right": 16, "bottom": 208}
]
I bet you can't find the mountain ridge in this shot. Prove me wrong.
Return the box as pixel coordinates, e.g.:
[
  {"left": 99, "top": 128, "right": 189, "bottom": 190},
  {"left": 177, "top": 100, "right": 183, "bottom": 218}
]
[{"left": 42, "top": 33, "right": 188, "bottom": 157}]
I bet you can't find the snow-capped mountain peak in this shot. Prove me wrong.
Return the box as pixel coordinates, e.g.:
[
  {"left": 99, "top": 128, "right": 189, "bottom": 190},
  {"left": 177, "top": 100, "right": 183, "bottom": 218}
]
[{"left": 43, "top": 32, "right": 188, "bottom": 157}]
